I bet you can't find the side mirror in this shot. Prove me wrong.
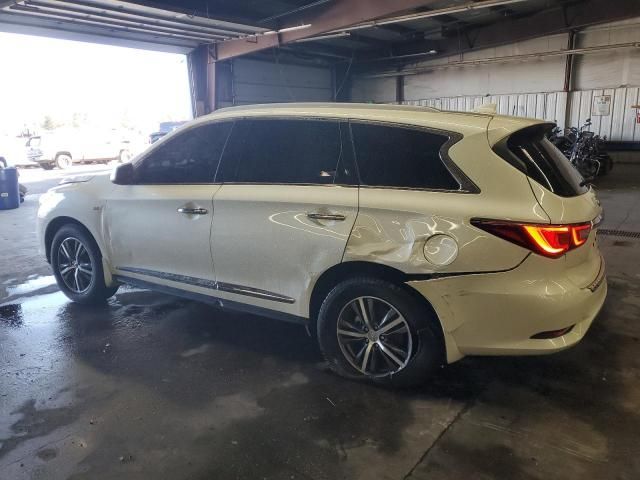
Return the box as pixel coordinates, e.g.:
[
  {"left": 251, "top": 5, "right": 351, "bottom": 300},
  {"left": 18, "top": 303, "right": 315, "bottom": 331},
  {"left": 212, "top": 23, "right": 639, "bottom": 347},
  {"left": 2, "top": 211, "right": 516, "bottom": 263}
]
[{"left": 111, "top": 162, "right": 134, "bottom": 185}]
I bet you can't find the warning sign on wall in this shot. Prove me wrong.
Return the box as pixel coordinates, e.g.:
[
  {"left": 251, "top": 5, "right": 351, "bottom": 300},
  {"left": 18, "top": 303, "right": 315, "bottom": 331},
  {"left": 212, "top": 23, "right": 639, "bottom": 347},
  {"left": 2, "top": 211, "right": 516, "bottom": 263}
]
[{"left": 592, "top": 95, "right": 611, "bottom": 116}]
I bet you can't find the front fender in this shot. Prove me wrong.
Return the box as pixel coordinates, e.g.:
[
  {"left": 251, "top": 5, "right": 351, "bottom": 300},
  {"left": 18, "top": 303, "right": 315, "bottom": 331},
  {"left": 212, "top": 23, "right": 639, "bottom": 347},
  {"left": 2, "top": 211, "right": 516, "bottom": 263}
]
[{"left": 37, "top": 175, "right": 115, "bottom": 283}]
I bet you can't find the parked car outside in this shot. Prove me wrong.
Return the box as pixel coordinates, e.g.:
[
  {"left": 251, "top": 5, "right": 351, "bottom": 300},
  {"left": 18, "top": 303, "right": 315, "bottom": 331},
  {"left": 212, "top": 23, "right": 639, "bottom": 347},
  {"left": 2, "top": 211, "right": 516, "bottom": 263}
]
[
  {"left": 0, "top": 134, "right": 36, "bottom": 167},
  {"left": 27, "top": 128, "right": 134, "bottom": 170},
  {"left": 37, "top": 103, "right": 607, "bottom": 387},
  {"left": 149, "top": 121, "right": 187, "bottom": 144}
]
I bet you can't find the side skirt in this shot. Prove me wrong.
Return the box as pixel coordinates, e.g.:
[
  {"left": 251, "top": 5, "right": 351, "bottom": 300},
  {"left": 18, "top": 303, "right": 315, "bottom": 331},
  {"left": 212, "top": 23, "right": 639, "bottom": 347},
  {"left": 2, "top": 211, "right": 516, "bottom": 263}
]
[{"left": 113, "top": 275, "right": 307, "bottom": 326}]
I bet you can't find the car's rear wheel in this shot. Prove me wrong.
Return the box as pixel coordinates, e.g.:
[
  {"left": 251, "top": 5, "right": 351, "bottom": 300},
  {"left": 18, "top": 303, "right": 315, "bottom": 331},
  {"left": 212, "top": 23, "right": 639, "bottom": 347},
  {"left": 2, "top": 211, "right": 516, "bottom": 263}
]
[
  {"left": 55, "top": 154, "right": 73, "bottom": 169},
  {"left": 51, "top": 224, "right": 118, "bottom": 304},
  {"left": 317, "top": 277, "right": 442, "bottom": 387}
]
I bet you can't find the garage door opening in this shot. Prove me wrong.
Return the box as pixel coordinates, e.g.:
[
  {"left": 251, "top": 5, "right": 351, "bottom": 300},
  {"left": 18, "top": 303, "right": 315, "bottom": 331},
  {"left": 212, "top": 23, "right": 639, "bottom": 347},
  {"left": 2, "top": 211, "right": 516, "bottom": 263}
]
[{"left": 0, "top": 31, "right": 192, "bottom": 170}]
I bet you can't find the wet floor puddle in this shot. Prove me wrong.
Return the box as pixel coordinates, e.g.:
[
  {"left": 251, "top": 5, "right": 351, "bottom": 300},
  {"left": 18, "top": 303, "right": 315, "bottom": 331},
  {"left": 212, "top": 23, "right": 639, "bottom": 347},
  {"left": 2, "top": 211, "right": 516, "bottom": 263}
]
[
  {"left": 4, "top": 275, "right": 57, "bottom": 297},
  {"left": 0, "top": 291, "right": 69, "bottom": 327}
]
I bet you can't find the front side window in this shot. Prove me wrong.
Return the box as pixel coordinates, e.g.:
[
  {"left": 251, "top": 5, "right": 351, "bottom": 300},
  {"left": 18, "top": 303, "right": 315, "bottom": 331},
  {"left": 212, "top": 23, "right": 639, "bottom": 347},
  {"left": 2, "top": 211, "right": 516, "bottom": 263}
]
[
  {"left": 350, "top": 122, "right": 459, "bottom": 190},
  {"left": 216, "top": 118, "right": 355, "bottom": 185},
  {"left": 134, "top": 122, "right": 232, "bottom": 184}
]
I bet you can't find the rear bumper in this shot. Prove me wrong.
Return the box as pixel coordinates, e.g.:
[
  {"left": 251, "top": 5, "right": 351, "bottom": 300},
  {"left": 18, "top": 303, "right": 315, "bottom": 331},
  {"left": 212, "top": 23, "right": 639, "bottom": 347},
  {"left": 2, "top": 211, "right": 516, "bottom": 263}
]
[{"left": 409, "top": 254, "right": 607, "bottom": 363}]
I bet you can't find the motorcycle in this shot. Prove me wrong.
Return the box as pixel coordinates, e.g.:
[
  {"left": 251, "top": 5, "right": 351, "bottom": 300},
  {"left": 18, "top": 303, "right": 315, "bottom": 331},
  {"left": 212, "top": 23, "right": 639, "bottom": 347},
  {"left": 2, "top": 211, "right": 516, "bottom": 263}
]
[{"left": 547, "top": 119, "right": 612, "bottom": 181}]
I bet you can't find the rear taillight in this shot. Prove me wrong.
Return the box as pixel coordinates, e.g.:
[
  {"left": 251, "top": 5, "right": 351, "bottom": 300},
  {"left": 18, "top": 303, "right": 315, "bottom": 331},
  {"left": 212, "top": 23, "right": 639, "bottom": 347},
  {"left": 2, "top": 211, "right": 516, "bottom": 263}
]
[{"left": 471, "top": 219, "right": 592, "bottom": 258}]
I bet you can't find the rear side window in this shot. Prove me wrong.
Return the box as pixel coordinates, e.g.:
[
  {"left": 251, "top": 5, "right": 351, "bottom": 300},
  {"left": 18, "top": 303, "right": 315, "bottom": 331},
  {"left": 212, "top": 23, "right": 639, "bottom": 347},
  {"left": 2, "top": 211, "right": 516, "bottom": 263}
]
[
  {"left": 500, "top": 125, "right": 587, "bottom": 197},
  {"left": 135, "top": 122, "right": 232, "bottom": 184},
  {"left": 350, "top": 123, "right": 459, "bottom": 190},
  {"left": 216, "top": 119, "right": 356, "bottom": 185}
]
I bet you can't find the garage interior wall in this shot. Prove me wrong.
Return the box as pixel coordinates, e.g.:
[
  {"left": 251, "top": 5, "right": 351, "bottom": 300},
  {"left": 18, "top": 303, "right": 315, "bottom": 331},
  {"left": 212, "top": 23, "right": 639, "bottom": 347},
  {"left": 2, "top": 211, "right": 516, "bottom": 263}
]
[
  {"left": 351, "top": 18, "right": 640, "bottom": 142},
  {"left": 218, "top": 58, "right": 333, "bottom": 108}
]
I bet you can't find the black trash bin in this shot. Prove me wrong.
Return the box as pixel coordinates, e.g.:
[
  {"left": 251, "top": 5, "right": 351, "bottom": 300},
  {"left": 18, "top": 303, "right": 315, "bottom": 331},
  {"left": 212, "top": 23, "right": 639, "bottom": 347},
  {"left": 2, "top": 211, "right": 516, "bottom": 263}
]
[{"left": 0, "top": 167, "right": 20, "bottom": 210}]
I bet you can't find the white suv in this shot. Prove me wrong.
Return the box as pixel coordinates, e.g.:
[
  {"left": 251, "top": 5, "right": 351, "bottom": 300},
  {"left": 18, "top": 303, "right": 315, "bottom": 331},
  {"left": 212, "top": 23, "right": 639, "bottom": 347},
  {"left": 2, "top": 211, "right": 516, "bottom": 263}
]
[{"left": 37, "top": 103, "right": 607, "bottom": 386}]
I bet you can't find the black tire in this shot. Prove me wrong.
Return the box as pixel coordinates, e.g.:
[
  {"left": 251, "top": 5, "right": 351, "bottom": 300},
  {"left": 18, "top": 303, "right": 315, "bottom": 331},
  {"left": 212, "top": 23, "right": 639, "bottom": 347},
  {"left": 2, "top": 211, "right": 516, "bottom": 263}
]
[
  {"left": 41, "top": 163, "right": 54, "bottom": 170},
  {"left": 51, "top": 224, "right": 118, "bottom": 304},
  {"left": 55, "top": 154, "right": 73, "bottom": 170},
  {"left": 317, "top": 277, "right": 443, "bottom": 388}
]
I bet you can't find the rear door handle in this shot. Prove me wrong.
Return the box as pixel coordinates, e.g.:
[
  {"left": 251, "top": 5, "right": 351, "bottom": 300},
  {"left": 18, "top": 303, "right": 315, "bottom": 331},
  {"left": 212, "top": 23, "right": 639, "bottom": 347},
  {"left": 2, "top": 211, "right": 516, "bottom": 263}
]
[
  {"left": 177, "top": 207, "right": 208, "bottom": 215},
  {"left": 307, "top": 212, "right": 346, "bottom": 221}
]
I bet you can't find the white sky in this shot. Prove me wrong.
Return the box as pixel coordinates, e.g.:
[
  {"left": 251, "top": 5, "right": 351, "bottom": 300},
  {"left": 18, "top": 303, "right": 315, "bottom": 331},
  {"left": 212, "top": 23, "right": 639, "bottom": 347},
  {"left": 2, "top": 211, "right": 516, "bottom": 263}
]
[{"left": 0, "top": 32, "right": 192, "bottom": 135}]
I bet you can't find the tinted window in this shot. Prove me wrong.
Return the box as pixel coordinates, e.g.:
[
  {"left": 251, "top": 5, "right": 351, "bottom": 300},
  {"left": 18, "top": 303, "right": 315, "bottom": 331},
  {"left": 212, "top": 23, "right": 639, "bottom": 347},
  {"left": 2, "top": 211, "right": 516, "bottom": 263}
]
[
  {"left": 502, "top": 125, "right": 587, "bottom": 197},
  {"left": 134, "top": 122, "right": 232, "bottom": 184},
  {"left": 216, "top": 119, "right": 355, "bottom": 185},
  {"left": 350, "top": 123, "right": 459, "bottom": 190}
]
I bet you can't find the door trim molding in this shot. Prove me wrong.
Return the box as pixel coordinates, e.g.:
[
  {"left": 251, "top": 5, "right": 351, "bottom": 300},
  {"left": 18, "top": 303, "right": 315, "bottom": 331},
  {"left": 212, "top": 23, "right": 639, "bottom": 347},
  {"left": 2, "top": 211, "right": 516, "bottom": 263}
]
[
  {"left": 116, "top": 266, "right": 296, "bottom": 304},
  {"left": 114, "top": 275, "right": 305, "bottom": 324}
]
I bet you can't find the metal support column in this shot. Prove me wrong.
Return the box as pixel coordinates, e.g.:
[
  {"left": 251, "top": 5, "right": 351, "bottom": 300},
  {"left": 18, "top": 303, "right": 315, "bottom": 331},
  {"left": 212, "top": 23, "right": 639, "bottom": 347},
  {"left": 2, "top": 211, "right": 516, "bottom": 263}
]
[
  {"left": 563, "top": 30, "right": 577, "bottom": 129},
  {"left": 395, "top": 74, "right": 404, "bottom": 104},
  {"left": 187, "top": 44, "right": 209, "bottom": 117}
]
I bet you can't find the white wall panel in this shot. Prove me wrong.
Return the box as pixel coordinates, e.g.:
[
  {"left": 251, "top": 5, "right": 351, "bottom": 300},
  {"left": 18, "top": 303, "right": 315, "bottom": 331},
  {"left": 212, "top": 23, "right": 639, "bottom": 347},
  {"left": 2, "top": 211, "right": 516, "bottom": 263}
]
[
  {"left": 231, "top": 59, "right": 332, "bottom": 105},
  {"left": 351, "top": 18, "right": 640, "bottom": 144},
  {"left": 402, "top": 56, "right": 566, "bottom": 99},
  {"left": 350, "top": 76, "right": 396, "bottom": 103},
  {"left": 574, "top": 20, "right": 640, "bottom": 90},
  {"left": 352, "top": 35, "right": 567, "bottom": 102}
]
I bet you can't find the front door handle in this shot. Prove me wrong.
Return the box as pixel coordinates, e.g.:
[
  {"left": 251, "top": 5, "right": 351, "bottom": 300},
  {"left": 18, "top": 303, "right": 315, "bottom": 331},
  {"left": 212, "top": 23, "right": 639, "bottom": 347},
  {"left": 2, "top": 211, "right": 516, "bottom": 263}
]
[
  {"left": 177, "top": 207, "right": 208, "bottom": 215},
  {"left": 307, "top": 212, "right": 346, "bottom": 221}
]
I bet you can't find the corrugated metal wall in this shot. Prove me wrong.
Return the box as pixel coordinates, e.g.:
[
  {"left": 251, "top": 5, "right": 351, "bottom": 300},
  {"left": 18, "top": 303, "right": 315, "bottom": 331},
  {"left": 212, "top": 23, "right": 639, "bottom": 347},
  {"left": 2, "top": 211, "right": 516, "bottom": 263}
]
[
  {"left": 353, "top": 19, "right": 640, "bottom": 143},
  {"left": 404, "top": 87, "right": 639, "bottom": 141},
  {"left": 405, "top": 91, "right": 568, "bottom": 126},
  {"left": 228, "top": 59, "right": 333, "bottom": 106},
  {"left": 569, "top": 88, "right": 640, "bottom": 142}
]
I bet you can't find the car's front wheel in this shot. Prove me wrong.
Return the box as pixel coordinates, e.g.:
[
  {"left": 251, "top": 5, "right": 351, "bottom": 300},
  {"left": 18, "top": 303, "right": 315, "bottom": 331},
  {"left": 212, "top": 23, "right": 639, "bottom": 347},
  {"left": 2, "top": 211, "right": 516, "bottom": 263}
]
[
  {"left": 317, "top": 277, "right": 443, "bottom": 387},
  {"left": 51, "top": 224, "right": 118, "bottom": 304}
]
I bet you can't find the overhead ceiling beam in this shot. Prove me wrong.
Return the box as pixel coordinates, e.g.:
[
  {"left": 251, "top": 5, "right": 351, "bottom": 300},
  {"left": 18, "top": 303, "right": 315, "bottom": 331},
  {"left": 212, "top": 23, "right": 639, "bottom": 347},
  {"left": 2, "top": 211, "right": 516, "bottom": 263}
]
[
  {"left": 8, "top": 4, "right": 228, "bottom": 42},
  {"left": 214, "top": 0, "right": 446, "bottom": 60},
  {"left": 346, "top": 31, "right": 393, "bottom": 48},
  {"left": 2, "top": 0, "right": 268, "bottom": 39},
  {"left": 373, "top": 24, "right": 417, "bottom": 39},
  {"left": 357, "top": 0, "right": 640, "bottom": 74},
  {"left": 20, "top": 0, "right": 245, "bottom": 38},
  {"left": 236, "top": 0, "right": 530, "bottom": 52},
  {"left": 319, "top": 0, "right": 531, "bottom": 35},
  {"left": 0, "top": 9, "right": 197, "bottom": 51}
]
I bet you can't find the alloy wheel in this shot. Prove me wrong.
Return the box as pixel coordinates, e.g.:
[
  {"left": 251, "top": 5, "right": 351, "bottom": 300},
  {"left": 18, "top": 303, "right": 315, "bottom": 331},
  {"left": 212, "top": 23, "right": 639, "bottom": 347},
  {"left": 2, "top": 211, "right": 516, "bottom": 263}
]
[
  {"left": 57, "top": 237, "right": 93, "bottom": 294},
  {"left": 336, "top": 296, "right": 413, "bottom": 377}
]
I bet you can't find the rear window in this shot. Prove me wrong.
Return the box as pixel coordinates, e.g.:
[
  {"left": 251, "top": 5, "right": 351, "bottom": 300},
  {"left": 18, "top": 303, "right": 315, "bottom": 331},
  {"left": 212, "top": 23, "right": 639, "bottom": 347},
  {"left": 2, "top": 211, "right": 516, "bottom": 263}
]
[
  {"left": 497, "top": 124, "right": 587, "bottom": 197},
  {"left": 350, "top": 122, "right": 460, "bottom": 191}
]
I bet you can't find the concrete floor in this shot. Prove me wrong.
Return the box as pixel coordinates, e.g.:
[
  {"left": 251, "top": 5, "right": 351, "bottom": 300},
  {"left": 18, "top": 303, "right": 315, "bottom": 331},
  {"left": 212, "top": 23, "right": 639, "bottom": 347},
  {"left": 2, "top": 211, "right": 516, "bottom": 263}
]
[{"left": 1, "top": 163, "right": 639, "bottom": 480}]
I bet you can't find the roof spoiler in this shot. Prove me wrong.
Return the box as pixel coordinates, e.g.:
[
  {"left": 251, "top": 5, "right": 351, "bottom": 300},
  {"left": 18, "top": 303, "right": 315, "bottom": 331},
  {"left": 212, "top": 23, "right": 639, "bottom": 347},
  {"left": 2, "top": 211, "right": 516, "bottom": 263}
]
[{"left": 473, "top": 103, "right": 497, "bottom": 115}]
